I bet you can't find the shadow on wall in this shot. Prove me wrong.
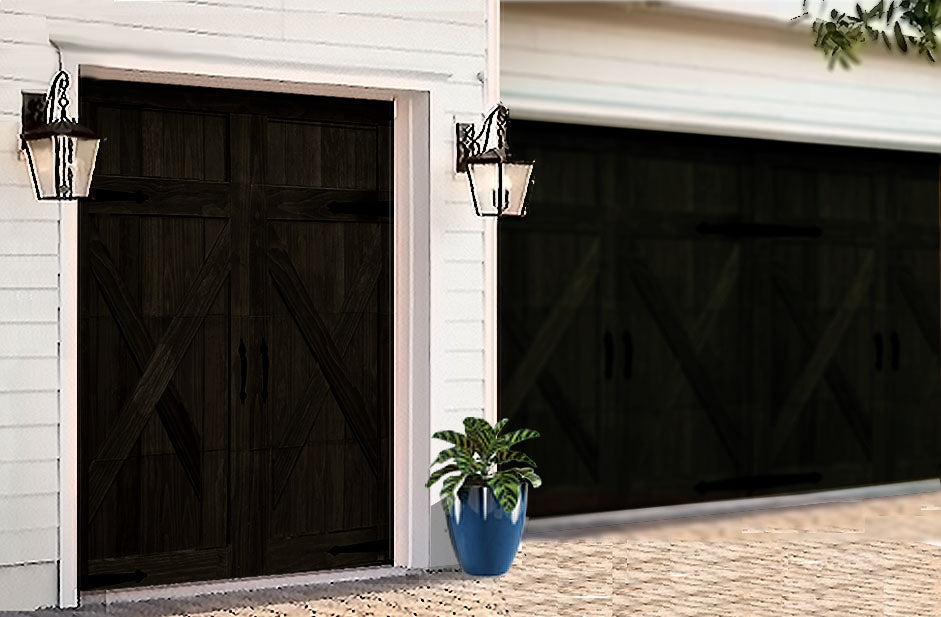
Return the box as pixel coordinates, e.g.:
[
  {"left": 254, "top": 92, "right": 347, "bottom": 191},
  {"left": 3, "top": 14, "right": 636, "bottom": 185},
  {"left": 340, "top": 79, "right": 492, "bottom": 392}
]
[{"left": 428, "top": 501, "right": 459, "bottom": 568}]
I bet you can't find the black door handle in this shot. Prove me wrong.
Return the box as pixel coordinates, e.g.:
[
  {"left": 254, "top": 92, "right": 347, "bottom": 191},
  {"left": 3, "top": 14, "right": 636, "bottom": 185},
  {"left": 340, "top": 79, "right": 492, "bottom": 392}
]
[
  {"left": 622, "top": 330, "right": 633, "bottom": 380},
  {"left": 603, "top": 332, "right": 613, "bottom": 380},
  {"left": 260, "top": 337, "right": 269, "bottom": 403},
  {"left": 238, "top": 338, "right": 247, "bottom": 403},
  {"left": 873, "top": 333, "right": 883, "bottom": 371},
  {"left": 890, "top": 331, "right": 900, "bottom": 371}
]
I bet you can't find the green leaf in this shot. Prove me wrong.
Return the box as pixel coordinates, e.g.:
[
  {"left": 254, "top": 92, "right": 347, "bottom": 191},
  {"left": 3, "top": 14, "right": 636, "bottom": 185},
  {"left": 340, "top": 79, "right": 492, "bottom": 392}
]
[
  {"left": 432, "top": 447, "right": 458, "bottom": 465},
  {"left": 895, "top": 20, "right": 909, "bottom": 51},
  {"left": 431, "top": 430, "right": 474, "bottom": 450},
  {"left": 838, "top": 36, "right": 861, "bottom": 62},
  {"left": 503, "top": 428, "right": 541, "bottom": 447},
  {"left": 815, "top": 25, "right": 827, "bottom": 47},
  {"left": 463, "top": 417, "right": 495, "bottom": 452},
  {"left": 431, "top": 429, "right": 463, "bottom": 444},
  {"left": 493, "top": 418, "right": 510, "bottom": 437},
  {"left": 463, "top": 416, "right": 493, "bottom": 437},
  {"left": 493, "top": 450, "right": 538, "bottom": 469},
  {"left": 425, "top": 464, "right": 459, "bottom": 488},
  {"left": 887, "top": 0, "right": 896, "bottom": 22},
  {"left": 516, "top": 467, "right": 542, "bottom": 489},
  {"left": 487, "top": 472, "right": 521, "bottom": 514},
  {"left": 453, "top": 448, "right": 480, "bottom": 474},
  {"left": 882, "top": 29, "right": 893, "bottom": 47},
  {"left": 440, "top": 473, "right": 465, "bottom": 513}
]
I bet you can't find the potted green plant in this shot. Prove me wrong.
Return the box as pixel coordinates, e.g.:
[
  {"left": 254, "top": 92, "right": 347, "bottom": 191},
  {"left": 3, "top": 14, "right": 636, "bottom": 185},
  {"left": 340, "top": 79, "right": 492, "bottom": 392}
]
[{"left": 425, "top": 417, "right": 541, "bottom": 575}]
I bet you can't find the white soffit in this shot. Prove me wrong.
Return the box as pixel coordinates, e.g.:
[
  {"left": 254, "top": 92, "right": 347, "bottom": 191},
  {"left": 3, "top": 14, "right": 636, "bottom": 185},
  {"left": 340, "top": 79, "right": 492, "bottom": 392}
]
[
  {"left": 501, "top": 1, "right": 941, "bottom": 152},
  {"left": 501, "top": 1, "right": 862, "bottom": 25}
]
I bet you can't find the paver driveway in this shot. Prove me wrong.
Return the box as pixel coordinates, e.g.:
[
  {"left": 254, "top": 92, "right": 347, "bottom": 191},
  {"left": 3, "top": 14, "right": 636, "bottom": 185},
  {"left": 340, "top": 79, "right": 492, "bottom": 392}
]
[{"left": 36, "top": 490, "right": 941, "bottom": 616}]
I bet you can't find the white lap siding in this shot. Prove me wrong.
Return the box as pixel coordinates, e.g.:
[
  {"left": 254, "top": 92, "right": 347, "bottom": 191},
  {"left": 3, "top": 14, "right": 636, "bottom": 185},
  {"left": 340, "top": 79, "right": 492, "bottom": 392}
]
[
  {"left": 0, "top": 0, "right": 491, "bottom": 608},
  {"left": 0, "top": 12, "right": 62, "bottom": 595}
]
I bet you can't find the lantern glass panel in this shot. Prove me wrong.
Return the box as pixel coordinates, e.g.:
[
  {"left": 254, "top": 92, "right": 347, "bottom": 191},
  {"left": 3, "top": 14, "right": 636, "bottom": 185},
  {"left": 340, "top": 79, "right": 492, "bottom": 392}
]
[
  {"left": 24, "top": 136, "right": 56, "bottom": 199},
  {"left": 72, "top": 136, "right": 101, "bottom": 198},
  {"left": 466, "top": 160, "right": 502, "bottom": 217},
  {"left": 502, "top": 162, "right": 534, "bottom": 217}
]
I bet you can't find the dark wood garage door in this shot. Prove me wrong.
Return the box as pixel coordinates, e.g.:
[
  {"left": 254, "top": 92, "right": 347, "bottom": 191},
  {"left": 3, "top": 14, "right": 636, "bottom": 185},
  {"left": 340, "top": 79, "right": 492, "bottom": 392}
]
[
  {"left": 501, "top": 120, "right": 940, "bottom": 517},
  {"left": 78, "top": 79, "right": 392, "bottom": 588}
]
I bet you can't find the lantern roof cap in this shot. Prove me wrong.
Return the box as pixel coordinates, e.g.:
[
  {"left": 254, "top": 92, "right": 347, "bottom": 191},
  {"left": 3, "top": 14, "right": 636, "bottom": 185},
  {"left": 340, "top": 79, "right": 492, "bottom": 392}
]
[
  {"left": 465, "top": 148, "right": 533, "bottom": 166},
  {"left": 21, "top": 118, "right": 98, "bottom": 141},
  {"left": 467, "top": 147, "right": 505, "bottom": 163}
]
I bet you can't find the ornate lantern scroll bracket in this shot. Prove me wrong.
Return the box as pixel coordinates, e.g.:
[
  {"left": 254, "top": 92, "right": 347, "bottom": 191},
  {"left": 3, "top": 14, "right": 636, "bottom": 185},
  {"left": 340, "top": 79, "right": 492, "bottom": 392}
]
[{"left": 456, "top": 103, "right": 510, "bottom": 172}]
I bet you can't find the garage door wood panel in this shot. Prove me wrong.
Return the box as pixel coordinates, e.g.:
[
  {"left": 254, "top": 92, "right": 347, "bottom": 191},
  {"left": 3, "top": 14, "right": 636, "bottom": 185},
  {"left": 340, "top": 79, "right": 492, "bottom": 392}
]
[
  {"left": 502, "top": 120, "right": 940, "bottom": 517},
  {"left": 79, "top": 79, "right": 392, "bottom": 589},
  {"left": 885, "top": 160, "right": 941, "bottom": 481},
  {"left": 753, "top": 150, "right": 882, "bottom": 483},
  {"left": 80, "top": 200, "right": 232, "bottom": 585},
  {"left": 262, "top": 112, "right": 392, "bottom": 572},
  {"left": 498, "top": 130, "right": 606, "bottom": 506},
  {"left": 618, "top": 134, "right": 749, "bottom": 508}
]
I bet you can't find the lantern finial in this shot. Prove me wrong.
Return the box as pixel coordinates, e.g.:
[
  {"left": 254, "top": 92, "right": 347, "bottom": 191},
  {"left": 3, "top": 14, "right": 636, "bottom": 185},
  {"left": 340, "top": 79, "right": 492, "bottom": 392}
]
[{"left": 47, "top": 70, "right": 71, "bottom": 123}]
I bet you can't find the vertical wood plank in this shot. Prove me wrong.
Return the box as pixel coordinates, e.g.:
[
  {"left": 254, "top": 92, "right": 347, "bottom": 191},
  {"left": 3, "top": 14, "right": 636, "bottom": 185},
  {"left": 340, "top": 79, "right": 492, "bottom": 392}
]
[
  {"left": 121, "top": 107, "right": 142, "bottom": 178},
  {"left": 183, "top": 113, "right": 204, "bottom": 180},
  {"left": 203, "top": 115, "right": 228, "bottom": 183},
  {"left": 141, "top": 110, "right": 162, "bottom": 178}
]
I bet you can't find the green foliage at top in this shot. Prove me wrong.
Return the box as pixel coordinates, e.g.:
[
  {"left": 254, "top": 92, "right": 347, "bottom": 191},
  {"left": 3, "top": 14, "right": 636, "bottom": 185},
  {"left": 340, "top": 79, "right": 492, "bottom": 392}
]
[
  {"left": 425, "top": 417, "right": 541, "bottom": 515},
  {"left": 795, "top": 0, "right": 941, "bottom": 67}
]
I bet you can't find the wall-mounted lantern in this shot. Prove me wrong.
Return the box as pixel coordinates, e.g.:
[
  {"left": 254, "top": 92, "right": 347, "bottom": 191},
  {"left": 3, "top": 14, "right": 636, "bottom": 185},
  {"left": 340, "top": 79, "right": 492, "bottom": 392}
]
[
  {"left": 456, "top": 103, "right": 534, "bottom": 218},
  {"left": 20, "top": 70, "right": 100, "bottom": 201}
]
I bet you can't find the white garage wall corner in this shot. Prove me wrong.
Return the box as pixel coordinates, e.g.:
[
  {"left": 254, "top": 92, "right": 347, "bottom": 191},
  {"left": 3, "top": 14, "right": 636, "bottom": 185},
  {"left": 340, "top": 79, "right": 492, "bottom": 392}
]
[
  {"left": 483, "top": 0, "right": 500, "bottom": 429},
  {"left": 501, "top": 2, "right": 941, "bottom": 152},
  {"left": 0, "top": 5, "right": 64, "bottom": 612},
  {"left": 0, "top": 0, "right": 494, "bottom": 607},
  {"left": 424, "top": 0, "right": 498, "bottom": 571}
]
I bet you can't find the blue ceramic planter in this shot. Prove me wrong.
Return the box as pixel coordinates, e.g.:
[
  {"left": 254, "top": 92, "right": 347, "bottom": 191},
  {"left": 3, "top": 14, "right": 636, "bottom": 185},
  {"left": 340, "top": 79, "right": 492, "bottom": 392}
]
[{"left": 446, "top": 482, "right": 527, "bottom": 576}]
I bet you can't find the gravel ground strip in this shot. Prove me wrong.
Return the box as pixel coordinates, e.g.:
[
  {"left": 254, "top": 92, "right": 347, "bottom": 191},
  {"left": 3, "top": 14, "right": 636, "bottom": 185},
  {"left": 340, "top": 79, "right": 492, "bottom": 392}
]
[{"left": 24, "top": 491, "right": 941, "bottom": 617}]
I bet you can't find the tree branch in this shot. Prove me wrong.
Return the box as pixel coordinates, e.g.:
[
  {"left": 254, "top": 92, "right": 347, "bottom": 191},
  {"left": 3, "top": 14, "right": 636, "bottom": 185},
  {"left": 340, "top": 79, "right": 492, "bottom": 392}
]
[{"left": 796, "top": 0, "right": 940, "bottom": 68}]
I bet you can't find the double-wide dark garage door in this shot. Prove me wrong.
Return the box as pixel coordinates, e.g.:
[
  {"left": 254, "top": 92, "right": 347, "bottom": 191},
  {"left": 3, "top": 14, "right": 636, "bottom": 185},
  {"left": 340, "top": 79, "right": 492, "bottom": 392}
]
[
  {"left": 78, "top": 80, "right": 392, "bottom": 588},
  {"left": 501, "top": 120, "right": 940, "bottom": 517}
]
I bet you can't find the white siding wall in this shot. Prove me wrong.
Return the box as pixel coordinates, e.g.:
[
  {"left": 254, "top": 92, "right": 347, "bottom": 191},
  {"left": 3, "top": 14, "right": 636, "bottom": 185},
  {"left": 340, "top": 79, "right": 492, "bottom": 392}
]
[
  {"left": 0, "top": 7, "right": 63, "bottom": 606},
  {"left": 0, "top": 0, "right": 492, "bottom": 608},
  {"left": 502, "top": 2, "right": 941, "bottom": 151}
]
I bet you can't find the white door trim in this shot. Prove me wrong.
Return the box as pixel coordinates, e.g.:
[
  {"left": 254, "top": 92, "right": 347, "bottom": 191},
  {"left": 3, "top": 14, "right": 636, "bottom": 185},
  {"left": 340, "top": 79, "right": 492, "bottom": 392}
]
[
  {"left": 482, "top": 0, "right": 500, "bottom": 426},
  {"left": 55, "top": 44, "right": 438, "bottom": 608}
]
